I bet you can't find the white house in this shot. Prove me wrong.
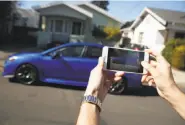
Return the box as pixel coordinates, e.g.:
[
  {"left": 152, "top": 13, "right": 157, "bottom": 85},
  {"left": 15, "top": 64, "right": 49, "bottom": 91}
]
[
  {"left": 121, "top": 7, "right": 185, "bottom": 52},
  {"left": 34, "top": 2, "right": 123, "bottom": 48}
]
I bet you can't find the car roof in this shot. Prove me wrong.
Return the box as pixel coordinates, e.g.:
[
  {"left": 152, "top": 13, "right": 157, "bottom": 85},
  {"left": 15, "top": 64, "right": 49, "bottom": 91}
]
[
  {"left": 42, "top": 42, "right": 104, "bottom": 55},
  {"left": 65, "top": 42, "right": 104, "bottom": 47}
]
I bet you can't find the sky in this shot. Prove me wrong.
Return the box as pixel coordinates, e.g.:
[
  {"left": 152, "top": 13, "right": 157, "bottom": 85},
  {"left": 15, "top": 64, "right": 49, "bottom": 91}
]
[{"left": 21, "top": 0, "right": 185, "bottom": 22}]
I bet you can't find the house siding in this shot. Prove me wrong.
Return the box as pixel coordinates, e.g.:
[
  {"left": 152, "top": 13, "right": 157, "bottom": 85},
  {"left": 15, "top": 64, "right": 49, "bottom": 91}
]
[
  {"left": 132, "top": 14, "right": 165, "bottom": 49},
  {"left": 38, "top": 4, "right": 88, "bottom": 20},
  {"left": 79, "top": 5, "right": 121, "bottom": 28}
]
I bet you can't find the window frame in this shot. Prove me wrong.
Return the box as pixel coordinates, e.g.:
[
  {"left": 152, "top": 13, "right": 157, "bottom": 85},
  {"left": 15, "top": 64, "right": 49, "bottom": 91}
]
[
  {"left": 71, "top": 21, "right": 83, "bottom": 35},
  {"left": 54, "top": 20, "right": 64, "bottom": 33},
  {"left": 83, "top": 46, "right": 102, "bottom": 59},
  {"left": 174, "top": 32, "right": 185, "bottom": 39},
  {"left": 138, "top": 32, "right": 144, "bottom": 43},
  {"left": 46, "top": 45, "right": 86, "bottom": 58}
]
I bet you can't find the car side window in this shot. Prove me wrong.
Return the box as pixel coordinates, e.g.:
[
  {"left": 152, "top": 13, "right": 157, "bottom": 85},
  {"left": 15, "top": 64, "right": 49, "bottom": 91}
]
[
  {"left": 86, "top": 47, "right": 102, "bottom": 58},
  {"left": 58, "top": 46, "right": 84, "bottom": 57}
]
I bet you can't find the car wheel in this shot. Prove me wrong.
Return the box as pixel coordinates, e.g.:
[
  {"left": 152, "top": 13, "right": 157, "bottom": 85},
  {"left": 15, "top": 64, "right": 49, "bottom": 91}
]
[
  {"left": 15, "top": 64, "right": 38, "bottom": 85},
  {"left": 109, "top": 77, "right": 127, "bottom": 95}
]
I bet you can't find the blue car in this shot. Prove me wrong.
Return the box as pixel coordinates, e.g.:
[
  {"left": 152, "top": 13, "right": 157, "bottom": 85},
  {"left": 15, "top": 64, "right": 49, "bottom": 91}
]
[{"left": 2, "top": 42, "right": 142, "bottom": 94}]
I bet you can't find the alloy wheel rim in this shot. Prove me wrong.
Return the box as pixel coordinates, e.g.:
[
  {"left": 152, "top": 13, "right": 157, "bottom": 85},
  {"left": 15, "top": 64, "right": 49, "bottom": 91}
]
[
  {"left": 16, "top": 65, "right": 36, "bottom": 84},
  {"left": 109, "top": 81, "right": 125, "bottom": 94}
]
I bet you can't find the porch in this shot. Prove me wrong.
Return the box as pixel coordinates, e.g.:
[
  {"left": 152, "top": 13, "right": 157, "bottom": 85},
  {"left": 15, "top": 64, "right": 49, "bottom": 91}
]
[{"left": 35, "top": 3, "right": 94, "bottom": 48}]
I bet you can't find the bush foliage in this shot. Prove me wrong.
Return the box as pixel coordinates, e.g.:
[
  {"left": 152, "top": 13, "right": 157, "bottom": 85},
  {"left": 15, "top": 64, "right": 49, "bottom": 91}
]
[
  {"left": 162, "top": 39, "right": 185, "bottom": 70},
  {"left": 92, "top": 26, "right": 121, "bottom": 41},
  {"left": 92, "top": 26, "right": 107, "bottom": 38},
  {"left": 103, "top": 26, "right": 121, "bottom": 41}
]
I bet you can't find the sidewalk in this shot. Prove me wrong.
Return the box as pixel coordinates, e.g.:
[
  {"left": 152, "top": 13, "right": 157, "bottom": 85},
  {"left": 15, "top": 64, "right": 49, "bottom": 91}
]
[{"left": 172, "top": 69, "right": 185, "bottom": 88}]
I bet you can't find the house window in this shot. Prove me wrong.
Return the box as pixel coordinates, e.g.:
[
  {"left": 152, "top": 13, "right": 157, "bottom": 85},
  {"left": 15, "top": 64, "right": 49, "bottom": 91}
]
[
  {"left": 124, "top": 33, "right": 128, "bottom": 37},
  {"left": 175, "top": 32, "right": 185, "bottom": 39},
  {"left": 138, "top": 32, "right": 144, "bottom": 43},
  {"left": 72, "top": 21, "right": 82, "bottom": 35},
  {"left": 98, "top": 25, "right": 105, "bottom": 30},
  {"left": 55, "top": 20, "right": 63, "bottom": 33},
  {"left": 50, "top": 20, "right": 54, "bottom": 32},
  {"left": 64, "top": 20, "right": 68, "bottom": 33}
]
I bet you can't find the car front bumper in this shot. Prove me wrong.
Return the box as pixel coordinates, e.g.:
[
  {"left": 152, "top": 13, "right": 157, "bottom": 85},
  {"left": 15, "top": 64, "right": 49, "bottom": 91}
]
[
  {"left": 2, "top": 61, "right": 17, "bottom": 79},
  {"left": 3, "top": 74, "right": 14, "bottom": 78}
]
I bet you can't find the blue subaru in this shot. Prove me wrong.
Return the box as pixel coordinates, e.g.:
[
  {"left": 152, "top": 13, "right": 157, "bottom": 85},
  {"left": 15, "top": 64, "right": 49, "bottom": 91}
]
[{"left": 2, "top": 42, "right": 142, "bottom": 94}]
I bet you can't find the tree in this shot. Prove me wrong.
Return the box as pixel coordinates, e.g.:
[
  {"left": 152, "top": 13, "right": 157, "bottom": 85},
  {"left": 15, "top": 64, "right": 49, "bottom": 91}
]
[
  {"left": 120, "top": 20, "right": 134, "bottom": 29},
  {"left": 0, "top": 1, "right": 18, "bottom": 44},
  {"left": 91, "top": 0, "right": 109, "bottom": 11}
]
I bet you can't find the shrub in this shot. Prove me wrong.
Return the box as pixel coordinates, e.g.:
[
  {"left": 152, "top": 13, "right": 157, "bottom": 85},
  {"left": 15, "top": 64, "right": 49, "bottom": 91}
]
[
  {"left": 92, "top": 26, "right": 107, "bottom": 38},
  {"left": 171, "top": 45, "right": 185, "bottom": 69},
  {"left": 162, "top": 39, "right": 185, "bottom": 64},
  {"left": 103, "top": 26, "right": 121, "bottom": 41}
]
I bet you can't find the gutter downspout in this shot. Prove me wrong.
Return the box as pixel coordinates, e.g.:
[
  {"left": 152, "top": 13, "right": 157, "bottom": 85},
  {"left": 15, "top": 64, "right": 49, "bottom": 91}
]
[{"left": 164, "top": 22, "right": 169, "bottom": 44}]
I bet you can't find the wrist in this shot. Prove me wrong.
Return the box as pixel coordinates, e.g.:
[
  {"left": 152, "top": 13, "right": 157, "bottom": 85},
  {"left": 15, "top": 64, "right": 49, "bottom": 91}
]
[
  {"left": 163, "top": 83, "right": 181, "bottom": 101},
  {"left": 84, "top": 88, "right": 99, "bottom": 97},
  {"left": 82, "top": 95, "right": 102, "bottom": 112},
  {"left": 81, "top": 102, "right": 100, "bottom": 114}
]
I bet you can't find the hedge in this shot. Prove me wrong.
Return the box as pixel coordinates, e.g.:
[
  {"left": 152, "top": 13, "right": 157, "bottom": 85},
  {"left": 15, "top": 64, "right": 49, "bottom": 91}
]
[{"left": 162, "top": 39, "right": 185, "bottom": 70}]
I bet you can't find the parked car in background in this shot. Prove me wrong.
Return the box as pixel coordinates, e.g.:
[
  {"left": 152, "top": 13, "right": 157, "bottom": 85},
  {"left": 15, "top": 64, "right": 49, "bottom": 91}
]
[{"left": 2, "top": 42, "right": 143, "bottom": 94}]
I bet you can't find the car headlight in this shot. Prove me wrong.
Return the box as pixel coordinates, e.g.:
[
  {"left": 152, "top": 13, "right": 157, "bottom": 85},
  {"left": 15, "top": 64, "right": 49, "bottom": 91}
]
[{"left": 8, "top": 56, "right": 18, "bottom": 62}]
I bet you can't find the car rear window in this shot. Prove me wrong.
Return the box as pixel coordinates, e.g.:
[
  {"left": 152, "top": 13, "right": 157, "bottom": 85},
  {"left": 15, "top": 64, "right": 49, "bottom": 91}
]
[{"left": 86, "top": 47, "right": 102, "bottom": 58}]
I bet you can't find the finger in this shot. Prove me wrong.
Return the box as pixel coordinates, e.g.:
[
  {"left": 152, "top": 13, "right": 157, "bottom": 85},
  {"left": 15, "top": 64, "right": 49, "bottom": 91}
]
[
  {"left": 145, "top": 49, "right": 160, "bottom": 57},
  {"left": 150, "top": 60, "right": 157, "bottom": 67},
  {"left": 97, "top": 57, "right": 104, "bottom": 68},
  {"left": 151, "top": 83, "right": 156, "bottom": 88},
  {"left": 141, "top": 61, "right": 158, "bottom": 76},
  {"left": 148, "top": 80, "right": 153, "bottom": 86},
  {"left": 141, "top": 74, "right": 147, "bottom": 82},
  {"left": 146, "top": 76, "right": 154, "bottom": 83},
  {"left": 104, "top": 70, "right": 115, "bottom": 79},
  {"left": 115, "top": 71, "right": 124, "bottom": 77},
  {"left": 114, "top": 76, "right": 122, "bottom": 82}
]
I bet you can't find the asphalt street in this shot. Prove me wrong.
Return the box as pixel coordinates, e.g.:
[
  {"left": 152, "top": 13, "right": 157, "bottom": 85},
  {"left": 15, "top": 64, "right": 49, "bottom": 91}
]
[{"left": 0, "top": 76, "right": 184, "bottom": 125}]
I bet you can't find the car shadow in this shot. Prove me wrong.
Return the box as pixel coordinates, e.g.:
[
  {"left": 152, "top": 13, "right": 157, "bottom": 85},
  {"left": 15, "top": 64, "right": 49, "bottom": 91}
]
[
  {"left": 121, "top": 86, "right": 159, "bottom": 96},
  {"left": 10, "top": 80, "right": 158, "bottom": 96},
  {"left": 35, "top": 82, "right": 86, "bottom": 91},
  {"left": 35, "top": 82, "right": 158, "bottom": 96}
]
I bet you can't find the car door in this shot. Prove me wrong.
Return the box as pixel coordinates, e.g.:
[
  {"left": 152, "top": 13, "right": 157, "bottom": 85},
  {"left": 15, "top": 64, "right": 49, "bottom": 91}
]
[
  {"left": 79, "top": 46, "right": 103, "bottom": 82},
  {"left": 41, "top": 45, "right": 85, "bottom": 81}
]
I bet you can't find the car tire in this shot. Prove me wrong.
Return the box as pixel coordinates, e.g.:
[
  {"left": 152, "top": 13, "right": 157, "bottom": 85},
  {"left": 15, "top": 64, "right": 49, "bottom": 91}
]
[
  {"left": 108, "top": 77, "right": 127, "bottom": 95},
  {"left": 15, "top": 64, "right": 38, "bottom": 85}
]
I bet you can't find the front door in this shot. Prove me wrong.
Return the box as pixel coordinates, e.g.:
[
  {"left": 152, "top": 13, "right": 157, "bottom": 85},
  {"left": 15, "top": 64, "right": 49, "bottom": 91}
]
[
  {"left": 78, "top": 46, "right": 103, "bottom": 82},
  {"left": 41, "top": 45, "right": 85, "bottom": 81}
]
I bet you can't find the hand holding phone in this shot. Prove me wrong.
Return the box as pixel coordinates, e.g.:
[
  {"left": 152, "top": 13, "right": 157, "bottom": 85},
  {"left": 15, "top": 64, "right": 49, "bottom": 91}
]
[{"left": 102, "top": 46, "right": 149, "bottom": 74}]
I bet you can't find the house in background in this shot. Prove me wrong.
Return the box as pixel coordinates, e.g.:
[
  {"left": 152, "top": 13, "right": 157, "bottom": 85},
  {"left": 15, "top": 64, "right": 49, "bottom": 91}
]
[
  {"left": 121, "top": 7, "right": 185, "bottom": 52},
  {"left": 34, "top": 2, "right": 123, "bottom": 48}
]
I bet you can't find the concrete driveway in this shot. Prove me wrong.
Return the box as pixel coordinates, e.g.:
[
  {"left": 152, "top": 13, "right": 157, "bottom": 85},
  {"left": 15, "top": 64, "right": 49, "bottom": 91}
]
[{"left": 0, "top": 76, "right": 184, "bottom": 125}]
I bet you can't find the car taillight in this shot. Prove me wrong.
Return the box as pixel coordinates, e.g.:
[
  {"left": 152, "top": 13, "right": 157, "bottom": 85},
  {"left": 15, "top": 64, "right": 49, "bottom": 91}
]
[{"left": 134, "top": 48, "right": 139, "bottom": 51}]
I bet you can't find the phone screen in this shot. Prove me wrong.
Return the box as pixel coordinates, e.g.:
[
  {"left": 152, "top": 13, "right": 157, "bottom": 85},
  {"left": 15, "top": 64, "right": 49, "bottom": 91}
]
[{"left": 107, "top": 48, "right": 145, "bottom": 73}]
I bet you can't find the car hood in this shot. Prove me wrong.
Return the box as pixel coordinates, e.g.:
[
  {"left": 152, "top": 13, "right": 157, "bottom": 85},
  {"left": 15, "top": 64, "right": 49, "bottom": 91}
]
[{"left": 9, "top": 52, "right": 40, "bottom": 58}]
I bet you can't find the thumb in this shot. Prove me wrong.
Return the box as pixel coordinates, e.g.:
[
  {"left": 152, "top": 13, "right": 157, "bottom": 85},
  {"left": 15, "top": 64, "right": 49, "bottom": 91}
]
[
  {"left": 141, "top": 61, "right": 158, "bottom": 76},
  {"left": 97, "top": 57, "right": 104, "bottom": 68}
]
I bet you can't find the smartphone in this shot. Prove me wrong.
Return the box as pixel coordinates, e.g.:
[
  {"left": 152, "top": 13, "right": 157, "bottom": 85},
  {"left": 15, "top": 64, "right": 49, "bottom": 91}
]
[{"left": 102, "top": 46, "right": 149, "bottom": 74}]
